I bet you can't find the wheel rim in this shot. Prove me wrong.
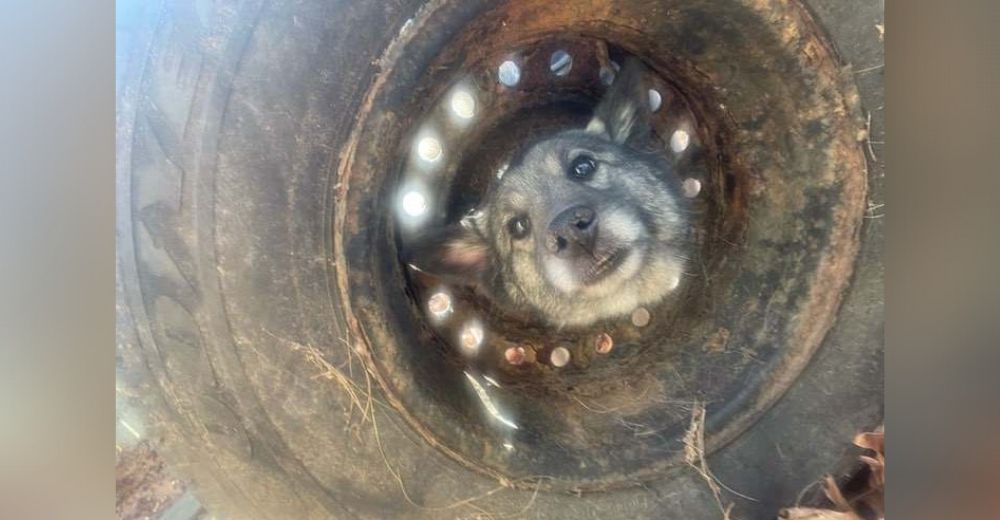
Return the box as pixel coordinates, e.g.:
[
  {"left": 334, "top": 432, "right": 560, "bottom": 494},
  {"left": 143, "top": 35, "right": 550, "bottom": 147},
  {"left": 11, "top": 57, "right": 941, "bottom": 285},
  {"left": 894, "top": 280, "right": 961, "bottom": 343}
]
[{"left": 334, "top": 0, "right": 866, "bottom": 491}]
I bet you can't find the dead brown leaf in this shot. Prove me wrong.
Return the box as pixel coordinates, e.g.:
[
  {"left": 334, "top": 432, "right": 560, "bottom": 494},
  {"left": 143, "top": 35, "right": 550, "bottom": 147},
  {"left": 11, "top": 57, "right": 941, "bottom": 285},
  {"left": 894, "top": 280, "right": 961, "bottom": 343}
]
[
  {"left": 777, "top": 427, "right": 884, "bottom": 520},
  {"left": 852, "top": 428, "right": 885, "bottom": 516},
  {"left": 853, "top": 430, "right": 883, "bottom": 454},
  {"left": 822, "top": 475, "right": 851, "bottom": 511}
]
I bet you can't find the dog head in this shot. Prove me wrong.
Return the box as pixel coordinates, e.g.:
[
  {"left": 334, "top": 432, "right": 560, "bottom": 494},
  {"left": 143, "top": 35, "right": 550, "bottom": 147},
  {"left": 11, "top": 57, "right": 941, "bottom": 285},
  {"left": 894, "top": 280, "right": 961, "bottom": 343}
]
[{"left": 409, "top": 59, "right": 688, "bottom": 327}]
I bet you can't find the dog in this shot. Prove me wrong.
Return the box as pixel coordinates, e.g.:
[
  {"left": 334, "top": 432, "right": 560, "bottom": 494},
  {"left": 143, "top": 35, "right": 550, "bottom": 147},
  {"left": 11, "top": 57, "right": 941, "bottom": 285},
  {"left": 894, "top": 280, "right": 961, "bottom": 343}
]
[{"left": 408, "top": 58, "right": 689, "bottom": 327}]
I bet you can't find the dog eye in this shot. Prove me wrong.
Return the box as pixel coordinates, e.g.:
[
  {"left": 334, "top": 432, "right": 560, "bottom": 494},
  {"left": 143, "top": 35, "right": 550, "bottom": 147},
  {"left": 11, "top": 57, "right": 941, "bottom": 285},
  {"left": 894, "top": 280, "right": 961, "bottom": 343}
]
[
  {"left": 507, "top": 215, "right": 531, "bottom": 239},
  {"left": 568, "top": 154, "right": 597, "bottom": 180}
]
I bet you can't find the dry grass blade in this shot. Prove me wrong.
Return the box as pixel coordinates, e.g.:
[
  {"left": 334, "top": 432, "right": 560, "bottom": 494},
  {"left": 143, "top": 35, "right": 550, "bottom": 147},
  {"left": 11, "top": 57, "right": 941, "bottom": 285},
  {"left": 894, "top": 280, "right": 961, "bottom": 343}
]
[
  {"left": 778, "top": 507, "right": 861, "bottom": 520},
  {"left": 261, "top": 329, "right": 372, "bottom": 424},
  {"left": 684, "top": 402, "right": 738, "bottom": 519},
  {"left": 263, "top": 327, "right": 549, "bottom": 518}
]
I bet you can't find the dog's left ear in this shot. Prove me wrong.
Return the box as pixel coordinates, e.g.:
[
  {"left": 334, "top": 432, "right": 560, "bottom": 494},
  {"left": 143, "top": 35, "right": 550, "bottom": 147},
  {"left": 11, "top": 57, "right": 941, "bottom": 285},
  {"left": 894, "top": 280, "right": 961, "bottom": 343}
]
[
  {"left": 404, "top": 222, "right": 490, "bottom": 288},
  {"left": 585, "top": 57, "right": 652, "bottom": 145}
]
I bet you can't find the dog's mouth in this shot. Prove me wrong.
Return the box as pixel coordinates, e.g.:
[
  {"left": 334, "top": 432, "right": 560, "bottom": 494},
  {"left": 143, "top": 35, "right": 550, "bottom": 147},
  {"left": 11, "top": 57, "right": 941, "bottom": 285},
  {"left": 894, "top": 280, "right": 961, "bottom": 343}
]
[{"left": 582, "top": 247, "right": 630, "bottom": 285}]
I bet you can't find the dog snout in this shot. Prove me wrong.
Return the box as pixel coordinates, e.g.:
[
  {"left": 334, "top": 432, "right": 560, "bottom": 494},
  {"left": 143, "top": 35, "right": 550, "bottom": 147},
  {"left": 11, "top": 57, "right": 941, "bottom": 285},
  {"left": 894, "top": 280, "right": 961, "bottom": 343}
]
[{"left": 545, "top": 205, "right": 598, "bottom": 257}]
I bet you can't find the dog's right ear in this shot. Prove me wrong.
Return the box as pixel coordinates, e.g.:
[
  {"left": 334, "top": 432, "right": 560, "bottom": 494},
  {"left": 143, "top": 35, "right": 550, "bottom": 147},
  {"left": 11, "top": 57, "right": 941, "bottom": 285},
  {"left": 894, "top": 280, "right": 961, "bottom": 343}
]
[
  {"left": 404, "top": 223, "right": 490, "bottom": 288},
  {"left": 585, "top": 57, "right": 652, "bottom": 145}
]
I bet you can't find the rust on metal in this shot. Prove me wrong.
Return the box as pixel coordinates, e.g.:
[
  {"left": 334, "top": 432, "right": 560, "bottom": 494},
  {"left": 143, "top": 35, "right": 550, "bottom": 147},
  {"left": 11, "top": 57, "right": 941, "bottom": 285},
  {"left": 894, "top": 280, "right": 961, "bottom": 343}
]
[
  {"left": 504, "top": 345, "right": 527, "bottom": 365},
  {"left": 594, "top": 332, "right": 614, "bottom": 354}
]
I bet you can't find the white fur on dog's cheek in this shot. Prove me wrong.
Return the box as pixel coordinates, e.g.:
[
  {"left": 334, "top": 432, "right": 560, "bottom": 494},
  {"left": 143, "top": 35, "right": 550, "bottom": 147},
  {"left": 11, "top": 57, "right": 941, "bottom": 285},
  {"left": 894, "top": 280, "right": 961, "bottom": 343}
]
[
  {"left": 542, "top": 258, "right": 579, "bottom": 294},
  {"left": 600, "top": 208, "right": 642, "bottom": 242},
  {"left": 634, "top": 254, "right": 684, "bottom": 299},
  {"left": 616, "top": 249, "right": 644, "bottom": 281}
]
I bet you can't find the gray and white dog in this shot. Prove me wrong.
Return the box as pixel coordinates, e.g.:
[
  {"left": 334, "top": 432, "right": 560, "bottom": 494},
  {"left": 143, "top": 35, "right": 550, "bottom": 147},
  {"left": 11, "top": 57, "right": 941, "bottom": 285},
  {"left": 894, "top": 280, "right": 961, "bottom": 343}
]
[{"left": 410, "top": 59, "right": 688, "bottom": 327}]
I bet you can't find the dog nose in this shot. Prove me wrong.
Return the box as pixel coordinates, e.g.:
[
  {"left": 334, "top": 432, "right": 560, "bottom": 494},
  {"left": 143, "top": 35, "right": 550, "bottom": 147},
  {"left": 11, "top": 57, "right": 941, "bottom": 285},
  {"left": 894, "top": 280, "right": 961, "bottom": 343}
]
[{"left": 546, "top": 205, "right": 597, "bottom": 257}]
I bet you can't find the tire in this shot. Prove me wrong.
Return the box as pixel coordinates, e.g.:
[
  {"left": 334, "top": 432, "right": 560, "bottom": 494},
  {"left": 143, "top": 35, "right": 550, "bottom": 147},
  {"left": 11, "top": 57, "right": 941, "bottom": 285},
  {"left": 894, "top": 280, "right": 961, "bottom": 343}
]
[{"left": 116, "top": 1, "right": 883, "bottom": 519}]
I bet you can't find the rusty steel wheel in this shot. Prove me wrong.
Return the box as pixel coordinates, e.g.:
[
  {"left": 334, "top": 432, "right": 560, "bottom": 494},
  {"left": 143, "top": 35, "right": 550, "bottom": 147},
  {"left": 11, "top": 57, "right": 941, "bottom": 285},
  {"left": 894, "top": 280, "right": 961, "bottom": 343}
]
[{"left": 117, "top": 0, "right": 883, "bottom": 518}]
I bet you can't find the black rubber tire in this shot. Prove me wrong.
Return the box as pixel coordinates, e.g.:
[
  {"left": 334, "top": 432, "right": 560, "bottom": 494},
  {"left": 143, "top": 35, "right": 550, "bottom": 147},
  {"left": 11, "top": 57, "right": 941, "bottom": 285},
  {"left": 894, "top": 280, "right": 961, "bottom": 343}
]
[{"left": 116, "top": 1, "right": 883, "bottom": 518}]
